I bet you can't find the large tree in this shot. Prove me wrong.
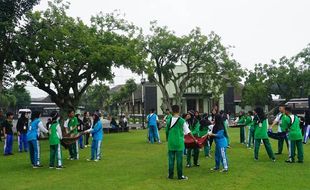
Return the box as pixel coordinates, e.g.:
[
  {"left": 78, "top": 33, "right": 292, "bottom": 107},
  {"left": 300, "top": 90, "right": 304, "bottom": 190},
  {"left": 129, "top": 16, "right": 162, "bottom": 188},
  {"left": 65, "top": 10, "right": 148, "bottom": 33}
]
[
  {"left": 242, "top": 44, "right": 310, "bottom": 106},
  {"left": 241, "top": 64, "right": 271, "bottom": 107},
  {"left": 0, "top": 0, "right": 40, "bottom": 93},
  {"left": 15, "top": 1, "right": 142, "bottom": 113},
  {"left": 138, "top": 23, "right": 243, "bottom": 111}
]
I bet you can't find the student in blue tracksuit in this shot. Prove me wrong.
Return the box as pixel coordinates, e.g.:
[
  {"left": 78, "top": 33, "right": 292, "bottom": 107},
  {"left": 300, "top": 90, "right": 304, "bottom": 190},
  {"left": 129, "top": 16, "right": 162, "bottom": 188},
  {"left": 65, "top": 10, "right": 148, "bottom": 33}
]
[
  {"left": 86, "top": 112, "right": 103, "bottom": 161},
  {"left": 27, "top": 111, "right": 48, "bottom": 168},
  {"left": 209, "top": 114, "right": 228, "bottom": 172},
  {"left": 146, "top": 109, "right": 159, "bottom": 144},
  {"left": 16, "top": 112, "right": 29, "bottom": 152},
  {"left": 3, "top": 112, "right": 14, "bottom": 156}
]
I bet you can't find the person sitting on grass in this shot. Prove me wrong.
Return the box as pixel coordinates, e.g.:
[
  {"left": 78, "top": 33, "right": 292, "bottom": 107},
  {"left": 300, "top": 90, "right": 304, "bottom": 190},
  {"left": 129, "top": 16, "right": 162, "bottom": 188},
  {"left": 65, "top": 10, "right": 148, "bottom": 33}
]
[
  {"left": 27, "top": 111, "right": 49, "bottom": 168},
  {"left": 253, "top": 107, "right": 275, "bottom": 162},
  {"left": 86, "top": 111, "right": 103, "bottom": 162},
  {"left": 166, "top": 105, "right": 197, "bottom": 180},
  {"left": 48, "top": 111, "right": 64, "bottom": 169},
  {"left": 3, "top": 112, "right": 14, "bottom": 156},
  {"left": 209, "top": 114, "right": 228, "bottom": 172},
  {"left": 283, "top": 106, "right": 304, "bottom": 163}
]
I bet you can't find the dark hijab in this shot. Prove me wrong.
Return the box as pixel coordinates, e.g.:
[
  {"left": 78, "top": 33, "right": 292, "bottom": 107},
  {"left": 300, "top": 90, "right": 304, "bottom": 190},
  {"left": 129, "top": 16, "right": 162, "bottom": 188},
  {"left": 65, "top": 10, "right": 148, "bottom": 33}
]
[{"left": 212, "top": 114, "right": 224, "bottom": 134}]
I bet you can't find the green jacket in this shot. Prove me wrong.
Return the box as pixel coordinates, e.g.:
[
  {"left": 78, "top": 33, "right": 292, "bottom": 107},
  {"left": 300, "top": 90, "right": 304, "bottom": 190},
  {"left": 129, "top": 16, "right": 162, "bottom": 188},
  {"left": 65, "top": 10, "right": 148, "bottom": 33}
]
[
  {"left": 245, "top": 115, "right": 254, "bottom": 129},
  {"left": 238, "top": 115, "right": 246, "bottom": 124},
  {"left": 254, "top": 119, "right": 269, "bottom": 139},
  {"left": 189, "top": 120, "right": 200, "bottom": 136},
  {"left": 283, "top": 115, "right": 303, "bottom": 141},
  {"left": 68, "top": 117, "right": 78, "bottom": 135},
  {"left": 279, "top": 114, "right": 290, "bottom": 132},
  {"left": 166, "top": 116, "right": 186, "bottom": 151},
  {"left": 49, "top": 122, "right": 60, "bottom": 145}
]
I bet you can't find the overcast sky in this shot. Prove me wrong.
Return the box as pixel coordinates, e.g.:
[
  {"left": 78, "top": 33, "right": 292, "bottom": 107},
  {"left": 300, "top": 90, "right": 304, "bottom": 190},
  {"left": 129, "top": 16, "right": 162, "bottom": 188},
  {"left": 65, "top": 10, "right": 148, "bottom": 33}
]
[{"left": 26, "top": 0, "right": 310, "bottom": 97}]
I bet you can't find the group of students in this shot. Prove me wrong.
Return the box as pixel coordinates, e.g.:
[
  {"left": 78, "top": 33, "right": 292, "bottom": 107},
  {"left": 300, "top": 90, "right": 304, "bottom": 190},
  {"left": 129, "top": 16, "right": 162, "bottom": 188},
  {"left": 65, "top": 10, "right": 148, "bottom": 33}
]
[
  {"left": 160, "top": 104, "right": 308, "bottom": 180},
  {"left": 1, "top": 109, "right": 104, "bottom": 169},
  {"left": 163, "top": 105, "right": 229, "bottom": 180}
]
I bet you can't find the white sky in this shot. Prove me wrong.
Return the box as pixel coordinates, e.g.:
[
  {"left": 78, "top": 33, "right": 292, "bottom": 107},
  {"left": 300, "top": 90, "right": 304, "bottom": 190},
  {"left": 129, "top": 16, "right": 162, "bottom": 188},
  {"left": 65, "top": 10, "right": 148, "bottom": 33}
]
[{"left": 27, "top": 0, "right": 310, "bottom": 97}]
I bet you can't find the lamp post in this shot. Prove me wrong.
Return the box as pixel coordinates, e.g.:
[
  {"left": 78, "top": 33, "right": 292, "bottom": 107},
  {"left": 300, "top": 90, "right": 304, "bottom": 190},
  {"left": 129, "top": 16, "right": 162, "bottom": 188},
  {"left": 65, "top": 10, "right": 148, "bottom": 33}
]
[{"left": 141, "top": 77, "right": 146, "bottom": 129}]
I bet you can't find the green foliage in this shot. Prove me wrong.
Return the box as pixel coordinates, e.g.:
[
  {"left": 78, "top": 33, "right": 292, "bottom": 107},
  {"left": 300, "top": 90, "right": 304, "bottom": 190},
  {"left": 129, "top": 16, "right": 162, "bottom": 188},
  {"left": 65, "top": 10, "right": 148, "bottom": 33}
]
[
  {"left": 242, "top": 45, "right": 310, "bottom": 106},
  {"left": 14, "top": 0, "right": 142, "bottom": 112},
  {"left": 0, "top": 84, "right": 30, "bottom": 110},
  {"left": 241, "top": 64, "right": 271, "bottom": 107},
  {"left": 0, "top": 0, "right": 40, "bottom": 92},
  {"left": 135, "top": 23, "right": 244, "bottom": 111},
  {"left": 80, "top": 83, "right": 110, "bottom": 112},
  {"left": 9, "top": 84, "right": 31, "bottom": 109}
]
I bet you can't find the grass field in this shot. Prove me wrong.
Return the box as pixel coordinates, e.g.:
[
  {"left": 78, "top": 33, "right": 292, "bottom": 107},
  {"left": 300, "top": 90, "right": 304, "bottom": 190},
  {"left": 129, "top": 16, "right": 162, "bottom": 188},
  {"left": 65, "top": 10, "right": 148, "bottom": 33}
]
[{"left": 0, "top": 128, "right": 309, "bottom": 190}]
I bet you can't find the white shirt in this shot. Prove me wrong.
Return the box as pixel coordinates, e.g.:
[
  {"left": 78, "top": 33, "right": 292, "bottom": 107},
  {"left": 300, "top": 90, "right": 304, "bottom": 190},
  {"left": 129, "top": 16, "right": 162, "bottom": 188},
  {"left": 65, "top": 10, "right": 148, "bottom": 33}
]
[
  {"left": 274, "top": 113, "right": 283, "bottom": 132},
  {"left": 170, "top": 116, "right": 191, "bottom": 135},
  {"left": 37, "top": 121, "right": 48, "bottom": 133},
  {"left": 55, "top": 124, "right": 63, "bottom": 139}
]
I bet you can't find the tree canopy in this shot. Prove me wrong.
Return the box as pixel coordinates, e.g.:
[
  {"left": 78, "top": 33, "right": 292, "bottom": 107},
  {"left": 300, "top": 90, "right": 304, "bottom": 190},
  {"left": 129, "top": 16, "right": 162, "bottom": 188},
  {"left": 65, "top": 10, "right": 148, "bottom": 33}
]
[{"left": 14, "top": 0, "right": 143, "bottom": 113}]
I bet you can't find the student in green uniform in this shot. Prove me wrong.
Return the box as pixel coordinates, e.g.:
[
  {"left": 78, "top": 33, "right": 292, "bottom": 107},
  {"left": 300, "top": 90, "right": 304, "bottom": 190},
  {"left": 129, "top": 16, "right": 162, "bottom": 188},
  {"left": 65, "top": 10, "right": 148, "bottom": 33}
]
[
  {"left": 166, "top": 105, "right": 197, "bottom": 180},
  {"left": 253, "top": 107, "right": 275, "bottom": 161},
  {"left": 199, "top": 114, "right": 212, "bottom": 158},
  {"left": 270, "top": 105, "right": 289, "bottom": 155},
  {"left": 186, "top": 110, "right": 200, "bottom": 167},
  {"left": 49, "top": 111, "right": 64, "bottom": 169},
  {"left": 283, "top": 106, "right": 304, "bottom": 163},
  {"left": 65, "top": 110, "right": 79, "bottom": 160},
  {"left": 0, "top": 110, "right": 4, "bottom": 142},
  {"left": 246, "top": 111, "right": 254, "bottom": 148},
  {"left": 236, "top": 111, "right": 246, "bottom": 144}
]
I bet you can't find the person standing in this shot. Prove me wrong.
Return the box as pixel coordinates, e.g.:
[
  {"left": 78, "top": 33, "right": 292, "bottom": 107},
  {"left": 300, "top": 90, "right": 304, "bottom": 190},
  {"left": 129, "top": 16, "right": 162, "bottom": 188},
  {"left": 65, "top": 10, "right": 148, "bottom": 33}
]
[
  {"left": 48, "top": 111, "right": 64, "bottom": 169},
  {"left": 303, "top": 110, "right": 310, "bottom": 144},
  {"left": 83, "top": 112, "right": 92, "bottom": 147},
  {"left": 64, "top": 110, "right": 79, "bottom": 160},
  {"left": 186, "top": 110, "right": 200, "bottom": 167},
  {"left": 166, "top": 105, "right": 197, "bottom": 180},
  {"left": 27, "top": 111, "right": 49, "bottom": 168},
  {"left": 283, "top": 106, "right": 304, "bottom": 163},
  {"left": 253, "top": 107, "right": 275, "bottom": 162},
  {"left": 16, "top": 112, "right": 29, "bottom": 152},
  {"left": 0, "top": 110, "right": 4, "bottom": 142},
  {"left": 146, "top": 109, "right": 159, "bottom": 144},
  {"left": 3, "top": 112, "right": 14, "bottom": 156},
  {"left": 246, "top": 111, "right": 254, "bottom": 149},
  {"left": 235, "top": 111, "right": 246, "bottom": 144},
  {"left": 76, "top": 112, "right": 85, "bottom": 149},
  {"left": 209, "top": 114, "right": 229, "bottom": 172},
  {"left": 270, "top": 104, "right": 289, "bottom": 154},
  {"left": 86, "top": 112, "right": 103, "bottom": 161}
]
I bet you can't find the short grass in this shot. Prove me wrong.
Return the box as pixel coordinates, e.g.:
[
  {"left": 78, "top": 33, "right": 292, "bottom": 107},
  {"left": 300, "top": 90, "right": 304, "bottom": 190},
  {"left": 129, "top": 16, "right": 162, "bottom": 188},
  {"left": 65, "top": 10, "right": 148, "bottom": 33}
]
[{"left": 0, "top": 128, "right": 309, "bottom": 190}]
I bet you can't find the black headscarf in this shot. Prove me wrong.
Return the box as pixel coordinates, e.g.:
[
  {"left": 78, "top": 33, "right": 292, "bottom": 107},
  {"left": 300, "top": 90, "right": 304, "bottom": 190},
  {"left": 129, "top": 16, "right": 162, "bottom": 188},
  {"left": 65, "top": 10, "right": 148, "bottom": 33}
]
[{"left": 212, "top": 114, "right": 224, "bottom": 134}]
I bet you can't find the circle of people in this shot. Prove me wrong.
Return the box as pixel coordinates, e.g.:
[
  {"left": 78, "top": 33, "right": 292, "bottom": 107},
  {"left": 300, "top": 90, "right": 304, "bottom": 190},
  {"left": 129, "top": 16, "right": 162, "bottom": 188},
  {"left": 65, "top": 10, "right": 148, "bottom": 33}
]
[
  {"left": 1, "top": 110, "right": 104, "bottom": 169},
  {"left": 146, "top": 104, "right": 309, "bottom": 180}
]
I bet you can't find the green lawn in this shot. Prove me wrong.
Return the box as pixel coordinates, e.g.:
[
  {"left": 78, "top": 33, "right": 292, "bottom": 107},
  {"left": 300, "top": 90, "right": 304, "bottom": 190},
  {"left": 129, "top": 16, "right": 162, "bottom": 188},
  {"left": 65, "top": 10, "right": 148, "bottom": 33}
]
[{"left": 0, "top": 129, "right": 309, "bottom": 190}]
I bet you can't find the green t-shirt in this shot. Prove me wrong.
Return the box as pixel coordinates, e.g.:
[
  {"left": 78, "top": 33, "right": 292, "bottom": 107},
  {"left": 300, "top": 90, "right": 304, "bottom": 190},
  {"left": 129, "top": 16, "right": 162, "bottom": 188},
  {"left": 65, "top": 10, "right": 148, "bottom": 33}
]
[
  {"left": 282, "top": 115, "right": 303, "bottom": 141},
  {"left": 166, "top": 117, "right": 186, "bottom": 151},
  {"left": 254, "top": 119, "right": 268, "bottom": 139},
  {"left": 49, "top": 122, "right": 60, "bottom": 145},
  {"left": 68, "top": 117, "right": 78, "bottom": 135}
]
